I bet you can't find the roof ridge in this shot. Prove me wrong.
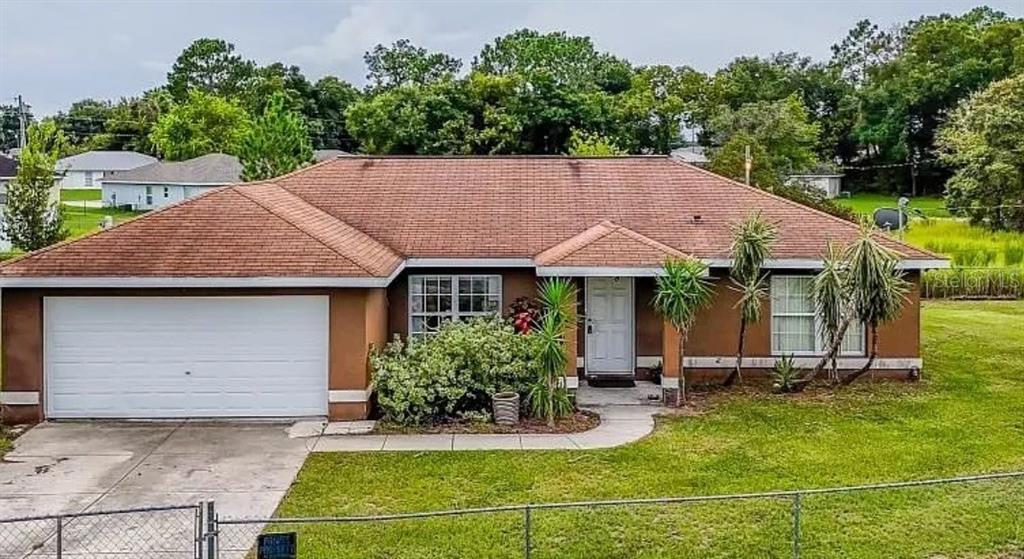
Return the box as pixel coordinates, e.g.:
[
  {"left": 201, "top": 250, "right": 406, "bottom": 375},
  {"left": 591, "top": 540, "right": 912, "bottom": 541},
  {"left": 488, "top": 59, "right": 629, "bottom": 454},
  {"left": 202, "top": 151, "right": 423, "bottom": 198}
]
[
  {"left": 664, "top": 158, "right": 943, "bottom": 260},
  {"left": 232, "top": 183, "right": 400, "bottom": 277}
]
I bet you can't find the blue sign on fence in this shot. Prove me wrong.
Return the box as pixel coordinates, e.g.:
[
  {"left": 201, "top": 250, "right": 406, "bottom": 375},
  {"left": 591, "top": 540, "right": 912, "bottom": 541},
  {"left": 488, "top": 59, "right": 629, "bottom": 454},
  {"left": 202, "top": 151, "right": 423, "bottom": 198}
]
[{"left": 257, "top": 532, "right": 297, "bottom": 559}]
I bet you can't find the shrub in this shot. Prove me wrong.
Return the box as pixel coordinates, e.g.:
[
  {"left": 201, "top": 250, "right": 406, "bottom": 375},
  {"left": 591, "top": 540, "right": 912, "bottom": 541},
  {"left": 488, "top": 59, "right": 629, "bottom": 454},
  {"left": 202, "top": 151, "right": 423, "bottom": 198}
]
[
  {"left": 922, "top": 268, "right": 1024, "bottom": 299},
  {"left": 371, "top": 317, "right": 541, "bottom": 425},
  {"left": 771, "top": 355, "right": 802, "bottom": 393}
]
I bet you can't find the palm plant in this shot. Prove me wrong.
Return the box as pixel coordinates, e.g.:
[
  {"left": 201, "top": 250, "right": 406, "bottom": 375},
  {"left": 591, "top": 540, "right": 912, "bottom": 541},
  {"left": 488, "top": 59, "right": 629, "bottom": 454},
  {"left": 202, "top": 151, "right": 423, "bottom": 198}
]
[
  {"left": 652, "top": 257, "right": 713, "bottom": 404},
  {"left": 811, "top": 242, "right": 852, "bottom": 385},
  {"left": 725, "top": 213, "right": 777, "bottom": 386},
  {"left": 804, "top": 223, "right": 910, "bottom": 387},
  {"left": 530, "top": 278, "right": 578, "bottom": 426},
  {"left": 840, "top": 241, "right": 910, "bottom": 385}
]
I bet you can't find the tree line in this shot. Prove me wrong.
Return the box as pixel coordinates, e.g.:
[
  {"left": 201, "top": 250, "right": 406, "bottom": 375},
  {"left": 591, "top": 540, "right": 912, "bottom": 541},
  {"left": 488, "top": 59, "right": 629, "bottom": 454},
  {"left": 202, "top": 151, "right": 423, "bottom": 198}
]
[{"left": 2, "top": 6, "right": 1022, "bottom": 234}]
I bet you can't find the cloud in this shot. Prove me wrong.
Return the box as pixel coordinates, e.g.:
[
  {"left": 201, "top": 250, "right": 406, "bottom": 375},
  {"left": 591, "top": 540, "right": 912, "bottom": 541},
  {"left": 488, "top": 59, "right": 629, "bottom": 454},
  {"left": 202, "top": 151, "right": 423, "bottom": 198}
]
[{"left": 291, "top": 2, "right": 431, "bottom": 63}]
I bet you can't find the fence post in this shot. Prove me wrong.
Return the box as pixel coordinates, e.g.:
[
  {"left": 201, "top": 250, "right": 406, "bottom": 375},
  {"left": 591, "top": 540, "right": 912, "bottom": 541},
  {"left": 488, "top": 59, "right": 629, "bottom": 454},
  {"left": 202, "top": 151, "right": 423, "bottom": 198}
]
[
  {"left": 791, "top": 493, "right": 802, "bottom": 559},
  {"left": 55, "top": 516, "right": 63, "bottom": 559},
  {"left": 204, "top": 501, "right": 218, "bottom": 559},
  {"left": 524, "top": 505, "right": 532, "bottom": 559}
]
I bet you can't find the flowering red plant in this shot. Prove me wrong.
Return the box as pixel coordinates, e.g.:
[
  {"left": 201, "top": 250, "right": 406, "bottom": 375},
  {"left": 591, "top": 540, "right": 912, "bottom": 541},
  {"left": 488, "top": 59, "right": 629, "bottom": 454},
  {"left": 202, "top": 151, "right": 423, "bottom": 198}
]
[{"left": 504, "top": 296, "right": 541, "bottom": 334}]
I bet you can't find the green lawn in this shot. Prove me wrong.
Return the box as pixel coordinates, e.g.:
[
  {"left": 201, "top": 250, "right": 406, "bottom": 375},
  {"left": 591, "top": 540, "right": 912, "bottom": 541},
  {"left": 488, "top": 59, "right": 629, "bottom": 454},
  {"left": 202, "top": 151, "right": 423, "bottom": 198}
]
[
  {"left": 62, "top": 206, "right": 145, "bottom": 238},
  {"left": 59, "top": 188, "right": 102, "bottom": 202},
  {"left": 905, "top": 219, "right": 1024, "bottom": 268},
  {"left": 272, "top": 301, "right": 1024, "bottom": 558},
  {"left": 835, "top": 193, "right": 950, "bottom": 218}
]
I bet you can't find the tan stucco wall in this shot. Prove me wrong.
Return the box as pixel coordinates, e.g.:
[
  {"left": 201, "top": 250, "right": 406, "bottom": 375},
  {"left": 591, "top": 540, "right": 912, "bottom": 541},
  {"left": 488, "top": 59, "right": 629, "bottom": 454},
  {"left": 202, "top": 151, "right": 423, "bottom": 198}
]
[{"left": 1, "top": 287, "right": 388, "bottom": 423}]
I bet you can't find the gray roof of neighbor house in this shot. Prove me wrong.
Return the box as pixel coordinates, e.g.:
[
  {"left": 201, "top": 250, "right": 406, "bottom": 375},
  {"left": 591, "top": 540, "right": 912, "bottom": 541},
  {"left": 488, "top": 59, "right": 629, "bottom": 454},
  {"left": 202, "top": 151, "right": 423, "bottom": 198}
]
[
  {"left": 314, "top": 149, "right": 349, "bottom": 162},
  {"left": 0, "top": 154, "right": 17, "bottom": 178},
  {"left": 103, "top": 153, "right": 242, "bottom": 185},
  {"left": 670, "top": 146, "right": 708, "bottom": 164},
  {"left": 56, "top": 151, "right": 157, "bottom": 172}
]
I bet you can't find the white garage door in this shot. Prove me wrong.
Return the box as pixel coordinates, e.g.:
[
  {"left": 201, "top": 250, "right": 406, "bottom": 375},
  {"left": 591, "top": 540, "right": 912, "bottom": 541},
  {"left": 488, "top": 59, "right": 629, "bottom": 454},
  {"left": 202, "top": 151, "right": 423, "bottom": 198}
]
[{"left": 44, "top": 296, "right": 329, "bottom": 418}]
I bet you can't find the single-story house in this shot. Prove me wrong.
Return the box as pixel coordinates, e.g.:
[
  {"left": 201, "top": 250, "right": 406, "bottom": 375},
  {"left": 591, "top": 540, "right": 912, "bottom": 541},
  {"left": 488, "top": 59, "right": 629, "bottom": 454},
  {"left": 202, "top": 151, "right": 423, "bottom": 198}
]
[
  {"left": 0, "top": 156, "right": 947, "bottom": 423},
  {"left": 55, "top": 150, "right": 157, "bottom": 189},
  {"left": 314, "top": 149, "right": 349, "bottom": 162},
  {"left": 102, "top": 153, "right": 242, "bottom": 210},
  {"left": 0, "top": 154, "right": 17, "bottom": 201},
  {"left": 787, "top": 173, "right": 844, "bottom": 199}
]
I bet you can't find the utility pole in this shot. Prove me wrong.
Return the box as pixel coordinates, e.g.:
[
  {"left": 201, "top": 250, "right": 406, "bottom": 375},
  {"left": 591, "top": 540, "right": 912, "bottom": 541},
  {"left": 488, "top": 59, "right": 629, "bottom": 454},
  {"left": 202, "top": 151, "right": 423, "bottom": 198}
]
[
  {"left": 744, "top": 144, "right": 752, "bottom": 186},
  {"left": 17, "top": 94, "right": 27, "bottom": 149}
]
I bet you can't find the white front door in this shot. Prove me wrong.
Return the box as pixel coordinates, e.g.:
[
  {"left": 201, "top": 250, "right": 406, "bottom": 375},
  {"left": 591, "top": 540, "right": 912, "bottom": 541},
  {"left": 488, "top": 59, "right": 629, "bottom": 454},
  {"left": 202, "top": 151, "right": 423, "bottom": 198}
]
[
  {"left": 585, "top": 277, "right": 634, "bottom": 375},
  {"left": 44, "top": 296, "right": 329, "bottom": 418}
]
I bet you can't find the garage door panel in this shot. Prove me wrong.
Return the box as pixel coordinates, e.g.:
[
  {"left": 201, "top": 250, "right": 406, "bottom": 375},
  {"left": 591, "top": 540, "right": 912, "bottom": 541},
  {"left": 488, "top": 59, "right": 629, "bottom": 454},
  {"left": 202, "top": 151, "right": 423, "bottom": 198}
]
[{"left": 45, "top": 296, "right": 329, "bottom": 418}]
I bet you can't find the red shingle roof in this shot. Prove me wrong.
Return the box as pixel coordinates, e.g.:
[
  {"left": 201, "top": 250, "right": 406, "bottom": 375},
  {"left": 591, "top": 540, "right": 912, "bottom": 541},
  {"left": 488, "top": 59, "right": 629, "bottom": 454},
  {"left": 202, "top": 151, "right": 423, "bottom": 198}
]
[
  {"left": 0, "top": 156, "right": 940, "bottom": 280},
  {"left": 536, "top": 221, "right": 686, "bottom": 267}
]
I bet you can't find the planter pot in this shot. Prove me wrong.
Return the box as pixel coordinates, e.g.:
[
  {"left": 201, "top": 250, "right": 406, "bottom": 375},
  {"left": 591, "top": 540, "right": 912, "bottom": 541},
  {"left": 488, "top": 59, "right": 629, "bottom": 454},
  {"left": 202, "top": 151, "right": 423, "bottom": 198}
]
[{"left": 492, "top": 392, "right": 520, "bottom": 425}]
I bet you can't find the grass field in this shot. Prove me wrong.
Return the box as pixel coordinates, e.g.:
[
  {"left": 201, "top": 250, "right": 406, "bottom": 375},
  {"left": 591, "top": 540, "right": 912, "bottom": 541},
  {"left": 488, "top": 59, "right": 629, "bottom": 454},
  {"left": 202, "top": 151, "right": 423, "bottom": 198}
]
[
  {"left": 59, "top": 189, "right": 102, "bottom": 202},
  {"left": 62, "top": 206, "right": 144, "bottom": 238},
  {"left": 271, "top": 301, "right": 1024, "bottom": 558},
  {"left": 834, "top": 193, "right": 950, "bottom": 218}
]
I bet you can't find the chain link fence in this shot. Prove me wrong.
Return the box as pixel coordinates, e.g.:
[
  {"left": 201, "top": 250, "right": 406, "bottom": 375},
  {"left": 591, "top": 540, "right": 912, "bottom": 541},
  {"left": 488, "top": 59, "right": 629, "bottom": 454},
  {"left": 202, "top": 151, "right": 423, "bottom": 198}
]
[
  {"left": 0, "top": 504, "right": 201, "bottom": 559},
  {"left": 216, "top": 472, "right": 1023, "bottom": 559},
  {"left": 1, "top": 473, "right": 1021, "bottom": 558}
]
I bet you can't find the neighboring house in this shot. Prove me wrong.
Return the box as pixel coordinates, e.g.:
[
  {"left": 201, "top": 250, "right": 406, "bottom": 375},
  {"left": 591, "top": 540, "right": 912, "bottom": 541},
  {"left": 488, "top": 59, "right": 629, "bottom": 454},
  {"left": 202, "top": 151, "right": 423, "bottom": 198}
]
[
  {"left": 0, "top": 154, "right": 17, "bottom": 199},
  {"left": 102, "top": 153, "right": 242, "bottom": 210},
  {"left": 787, "top": 173, "right": 844, "bottom": 199},
  {"left": 669, "top": 146, "right": 708, "bottom": 167},
  {"left": 0, "top": 156, "right": 947, "bottom": 423},
  {"left": 314, "top": 149, "right": 349, "bottom": 162},
  {"left": 55, "top": 150, "right": 157, "bottom": 189}
]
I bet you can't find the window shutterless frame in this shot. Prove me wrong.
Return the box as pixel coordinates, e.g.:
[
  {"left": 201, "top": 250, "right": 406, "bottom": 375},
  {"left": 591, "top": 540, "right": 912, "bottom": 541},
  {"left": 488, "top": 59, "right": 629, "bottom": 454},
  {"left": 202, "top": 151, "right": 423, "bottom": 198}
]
[
  {"left": 770, "top": 275, "right": 865, "bottom": 357},
  {"left": 408, "top": 274, "right": 502, "bottom": 336}
]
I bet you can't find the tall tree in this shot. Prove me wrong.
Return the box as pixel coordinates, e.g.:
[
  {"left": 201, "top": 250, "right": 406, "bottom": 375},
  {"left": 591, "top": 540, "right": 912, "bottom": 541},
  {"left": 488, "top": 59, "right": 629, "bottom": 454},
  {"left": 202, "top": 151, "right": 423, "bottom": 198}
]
[
  {"left": 166, "top": 38, "right": 256, "bottom": 101},
  {"left": 613, "top": 65, "right": 705, "bottom": 154},
  {"left": 54, "top": 98, "right": 112, "bottom": 148},
  {"left": 345, "top": 80, "right": 476, "bottom": 154},
  {"left": 707, "top": 95, "right": 821, "bottom": 179},
  {"left": 725, "top": 213, "right": 777, "bottom": 386},
  {"left": 311, "top": 76, "right": 361, "bottom": 151},
  {"left": 937, "top": 74, "right": 1024, "bottom": 232},
  {"left": 853, "top": 8, "right": 1024, "bottom": 194},
  {"left": 1, "top": 121, "right": 67, "bottom": 251},
  {"left": 0, "top": 104, "right": 33, "bottom": 151},
  {"left": 474, "top": 29, "right": 631, "bottom": 93},
  {"left": 653, "top": 258, "right": 713, "bottom": 404},
  {"left": 149, "top": 90, "right": 251, "bottom": 160},
  {"left": 238, "top": 92, "right": 314, "bottom": 181},
  {"left": 364, "top": 39, "right": 462, "bottom": 91},
  {"left": 102, "top": 89, "right": 174, "bottom": 155}
]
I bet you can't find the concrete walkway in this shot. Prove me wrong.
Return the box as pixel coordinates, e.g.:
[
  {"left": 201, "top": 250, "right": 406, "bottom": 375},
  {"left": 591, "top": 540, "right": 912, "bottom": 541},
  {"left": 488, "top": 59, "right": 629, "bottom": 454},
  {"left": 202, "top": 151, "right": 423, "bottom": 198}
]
[{"left": 309, "top": 381, "right": 663, "bottom": 452}]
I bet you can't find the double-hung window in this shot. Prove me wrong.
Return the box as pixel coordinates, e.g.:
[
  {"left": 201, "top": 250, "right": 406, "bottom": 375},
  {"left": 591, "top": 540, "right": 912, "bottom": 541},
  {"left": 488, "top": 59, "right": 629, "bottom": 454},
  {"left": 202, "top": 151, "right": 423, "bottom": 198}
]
[
  {"left": 83, "top": 171, "right": 94, "bottom": 187},
  {"left": 771, "top": 275, "right": 864, "bottom": 356},
  {"left": 409, "top": 275, "right": 502, "bottom": 336}
]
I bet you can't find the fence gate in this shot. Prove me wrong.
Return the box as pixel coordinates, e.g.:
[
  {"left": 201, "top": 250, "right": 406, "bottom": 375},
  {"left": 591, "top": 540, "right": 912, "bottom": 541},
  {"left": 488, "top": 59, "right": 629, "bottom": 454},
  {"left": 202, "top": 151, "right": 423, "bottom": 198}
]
[{"left": 0, "top": 504, "right": 203, "bottom": 559}]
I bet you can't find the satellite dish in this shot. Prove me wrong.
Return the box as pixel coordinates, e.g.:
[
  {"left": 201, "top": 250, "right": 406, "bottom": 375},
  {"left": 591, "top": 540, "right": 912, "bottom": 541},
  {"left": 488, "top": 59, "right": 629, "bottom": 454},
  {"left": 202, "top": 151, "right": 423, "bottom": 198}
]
[{"left": 873, "top": 208, "right": 907, "bottom": 231}]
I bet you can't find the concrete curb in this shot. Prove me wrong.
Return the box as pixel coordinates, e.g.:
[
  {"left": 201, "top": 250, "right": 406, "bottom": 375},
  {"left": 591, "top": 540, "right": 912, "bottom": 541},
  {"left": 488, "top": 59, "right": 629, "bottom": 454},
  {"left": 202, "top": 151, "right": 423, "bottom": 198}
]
[{"left": 310, "top": 406, "right": 658, "bottom": 452}]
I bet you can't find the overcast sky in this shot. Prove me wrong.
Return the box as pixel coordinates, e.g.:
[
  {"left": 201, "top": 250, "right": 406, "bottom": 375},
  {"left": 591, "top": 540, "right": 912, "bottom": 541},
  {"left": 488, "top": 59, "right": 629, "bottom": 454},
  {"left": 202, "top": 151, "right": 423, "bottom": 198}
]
[{"left": 1, "top": 0, "right": 1021, "bottom": 116}]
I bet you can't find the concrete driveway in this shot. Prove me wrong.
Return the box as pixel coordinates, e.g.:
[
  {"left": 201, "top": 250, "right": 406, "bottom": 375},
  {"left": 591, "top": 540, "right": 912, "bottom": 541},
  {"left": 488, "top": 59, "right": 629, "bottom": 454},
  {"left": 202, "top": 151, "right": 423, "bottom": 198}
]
[{"left": 0, "top": 421, "right": 316, "bottom": 519}]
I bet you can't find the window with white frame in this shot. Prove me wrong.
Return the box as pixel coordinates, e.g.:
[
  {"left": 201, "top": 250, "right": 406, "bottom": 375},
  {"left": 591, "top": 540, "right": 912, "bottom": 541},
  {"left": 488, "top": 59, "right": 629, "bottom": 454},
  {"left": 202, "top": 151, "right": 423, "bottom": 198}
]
[
  {"left": 409, "top": 275, "right": 502, "bottom": 336},
  {"left": 83, "top": 171, "right": 94, "bottom": 187},
  {"left": 771, "top": 275, "right": 865, "bottom": 355}
]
